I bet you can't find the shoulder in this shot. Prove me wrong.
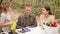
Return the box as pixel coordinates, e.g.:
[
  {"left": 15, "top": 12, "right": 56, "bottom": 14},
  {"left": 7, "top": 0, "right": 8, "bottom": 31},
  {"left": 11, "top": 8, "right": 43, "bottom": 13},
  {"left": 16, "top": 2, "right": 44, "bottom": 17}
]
[
  {"left": 31, "top": 14, "right": 36, "bottom": 16},
  {"left": 18, "top": 14, "right": 24, "bottom": 18},
  {"left": 30, "top": 14, "right": 36, "bottom": 18},
  {"left": 50, "top": 15, "right": 55, "bottom": 20},
  {"left": 50, "top": 15, "right": 55, "bottom": 18},
  {"left": 1, "top": 13, "right": 5, "bottom": 16},
  {"left": 40, "top": 14, "right": 43, "bottom": 18}
]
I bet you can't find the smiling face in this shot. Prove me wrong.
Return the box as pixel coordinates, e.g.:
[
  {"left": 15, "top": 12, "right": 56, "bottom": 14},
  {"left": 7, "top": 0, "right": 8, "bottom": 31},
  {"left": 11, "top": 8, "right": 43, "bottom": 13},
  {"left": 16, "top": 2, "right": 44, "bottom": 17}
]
[
  {"left": 42, "top": 8, "right": 49, "bottom": 15},
  {"left": 24, "top": 6, "right": 31, "bottom": 15}
]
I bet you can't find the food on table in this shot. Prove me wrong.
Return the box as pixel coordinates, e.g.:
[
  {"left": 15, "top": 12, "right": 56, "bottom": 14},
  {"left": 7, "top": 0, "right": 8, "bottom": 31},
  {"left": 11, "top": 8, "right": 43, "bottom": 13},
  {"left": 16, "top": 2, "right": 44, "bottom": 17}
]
[
  {"left": 45, "top": 20, "right": 52, "bottom": 26},
  {"left": 45, "top": 20, "right": 58, "bottom": 27},
  {"left": 50, "top": 20, "right": 58, "bottom": 27}
]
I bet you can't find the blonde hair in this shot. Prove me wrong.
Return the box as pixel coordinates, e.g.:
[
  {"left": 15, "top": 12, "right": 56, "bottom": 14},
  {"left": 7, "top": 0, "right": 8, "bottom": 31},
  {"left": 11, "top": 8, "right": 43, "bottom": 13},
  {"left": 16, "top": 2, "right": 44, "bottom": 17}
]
[
  {"left": 1, "top": 2, "right": 11, "bottom": 13},
  {"left": 2, "top": 2, "right": 11, "bottom": 8}
]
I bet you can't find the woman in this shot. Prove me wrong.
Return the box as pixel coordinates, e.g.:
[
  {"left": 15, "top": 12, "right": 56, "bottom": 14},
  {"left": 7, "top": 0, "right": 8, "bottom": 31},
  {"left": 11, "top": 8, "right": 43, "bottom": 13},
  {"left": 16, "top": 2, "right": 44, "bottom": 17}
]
[
  {"left": 0, "top": 2, "right": 13, "bottom": 34},
  {"left": 39, "top": 6, "right": 58, "bottom": 34},
  {"left": 0, "top": 4, "right": 12, "bottom": 27}
]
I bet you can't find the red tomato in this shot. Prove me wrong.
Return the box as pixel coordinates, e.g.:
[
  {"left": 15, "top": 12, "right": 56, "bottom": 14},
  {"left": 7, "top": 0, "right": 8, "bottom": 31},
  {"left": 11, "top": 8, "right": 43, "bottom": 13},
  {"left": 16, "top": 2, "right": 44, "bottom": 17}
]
[{"left": 50, "top": 21, "right": 57, "bottom": 27}]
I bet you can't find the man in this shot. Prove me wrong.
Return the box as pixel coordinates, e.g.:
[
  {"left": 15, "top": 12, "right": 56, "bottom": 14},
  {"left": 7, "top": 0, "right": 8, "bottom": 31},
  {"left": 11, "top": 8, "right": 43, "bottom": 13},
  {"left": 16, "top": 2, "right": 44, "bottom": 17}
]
[{"left": 16, "top": 5, "right": 37, "bottom": 29}]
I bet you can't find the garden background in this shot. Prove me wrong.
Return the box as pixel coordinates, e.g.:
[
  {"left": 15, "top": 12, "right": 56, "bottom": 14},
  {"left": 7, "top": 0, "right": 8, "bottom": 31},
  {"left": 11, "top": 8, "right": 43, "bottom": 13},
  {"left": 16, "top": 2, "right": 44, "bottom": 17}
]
[{"left": 1, "top": 0, "right": 60, "bottom": 34}]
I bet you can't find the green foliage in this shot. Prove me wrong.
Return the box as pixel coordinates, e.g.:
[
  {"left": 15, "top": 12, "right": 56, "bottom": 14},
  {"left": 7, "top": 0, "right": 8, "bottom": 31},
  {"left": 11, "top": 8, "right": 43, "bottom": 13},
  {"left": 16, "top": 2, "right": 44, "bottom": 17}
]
[
  {"left": 55, "top": 10, "right": 60, "bottom": 19},
  {"left": 12, "top": 3, "right": 20, "bottom": 10},
  {"left": 2, "top": 0, "right": 60, "bottom": 19}
]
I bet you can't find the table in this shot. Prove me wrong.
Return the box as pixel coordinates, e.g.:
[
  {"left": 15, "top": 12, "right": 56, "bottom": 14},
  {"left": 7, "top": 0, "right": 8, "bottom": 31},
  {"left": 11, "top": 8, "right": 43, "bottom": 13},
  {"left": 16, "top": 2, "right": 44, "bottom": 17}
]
[
  {"left": 15, "top": 26, "right": 45, "bottom": 34},
  {"left": 15, "top": 26, "right": 59, "bottom": 34}
]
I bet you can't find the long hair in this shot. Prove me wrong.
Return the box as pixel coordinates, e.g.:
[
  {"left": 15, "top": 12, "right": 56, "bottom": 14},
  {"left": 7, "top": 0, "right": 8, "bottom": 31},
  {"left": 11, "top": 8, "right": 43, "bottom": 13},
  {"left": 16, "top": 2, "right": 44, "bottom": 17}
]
[
  {"left": 0, "top": 5, "right": 3, "bottom": 15},
  {"left": 1, "top": 2, "right": 11, "bottom": 13},
  {"left": 44, "top": 6, "right": 52, "bottom": 15},
  {"left": 0, "top": 0, "right": 3, "bottom": 5}
]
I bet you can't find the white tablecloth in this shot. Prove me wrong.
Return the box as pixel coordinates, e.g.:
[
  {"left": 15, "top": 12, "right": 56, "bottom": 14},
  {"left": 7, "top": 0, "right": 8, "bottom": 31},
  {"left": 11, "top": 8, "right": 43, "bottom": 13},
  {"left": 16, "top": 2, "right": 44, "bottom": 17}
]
[
  {"left": 15, "top": 26, "right": 45, "bottom": 34},
  {"left": 15, "top": 26, "right": 59, "bottom": 34},
  {"left": 43, "top": 25, "right": 59, "bottom": 34}
]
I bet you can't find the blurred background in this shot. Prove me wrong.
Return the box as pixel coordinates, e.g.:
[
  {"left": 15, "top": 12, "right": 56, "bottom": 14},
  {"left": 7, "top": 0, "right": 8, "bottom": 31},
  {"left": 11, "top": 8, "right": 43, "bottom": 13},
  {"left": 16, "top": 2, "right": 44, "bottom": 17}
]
[
  {"left": 2, "top": 0, "right": 60, "bottom": 18},
  {"left": 0, "top": 0, "right": 60, "bottom": 34}
]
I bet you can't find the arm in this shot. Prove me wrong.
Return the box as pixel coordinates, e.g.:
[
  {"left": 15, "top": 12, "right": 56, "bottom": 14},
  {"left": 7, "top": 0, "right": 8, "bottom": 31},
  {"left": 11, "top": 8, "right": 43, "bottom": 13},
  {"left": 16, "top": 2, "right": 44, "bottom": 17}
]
[
  {"left": 0, "top": 15, "right": 12, "bottom": 27},
  {"left": 16, "top": 16, "right": 21, "bottom": 29},
  {"left": 0, "top": 22, "right": 12, "bottom": 27},
  {"left": 52, "top": 15, "right": 55, "bottom": 22},
  {"left": 5, "top": 15, "right": 12, "bottom": 26},
  {"left": 31, "top": 15, "right": 37, "bottom": 27},
  {"left": 39, "top": 15, "right": 44, "bottom": 29},
  {"left": 52, "top": 16, "right": 59, "bottom": 26}
]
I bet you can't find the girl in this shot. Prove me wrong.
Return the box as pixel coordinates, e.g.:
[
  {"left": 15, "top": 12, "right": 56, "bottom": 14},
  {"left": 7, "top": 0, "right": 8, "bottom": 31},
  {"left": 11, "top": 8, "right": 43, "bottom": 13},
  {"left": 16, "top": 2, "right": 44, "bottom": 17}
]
[{"left": 39, "top": 6, "right": 58, "bottom": 34}]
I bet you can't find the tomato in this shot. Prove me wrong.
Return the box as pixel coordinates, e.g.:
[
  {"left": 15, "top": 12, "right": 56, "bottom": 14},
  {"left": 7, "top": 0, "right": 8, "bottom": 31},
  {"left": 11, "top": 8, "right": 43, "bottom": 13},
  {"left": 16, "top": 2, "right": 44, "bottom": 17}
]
[{"left": 50, "top": 21, "right": 57, "bottom": 27}]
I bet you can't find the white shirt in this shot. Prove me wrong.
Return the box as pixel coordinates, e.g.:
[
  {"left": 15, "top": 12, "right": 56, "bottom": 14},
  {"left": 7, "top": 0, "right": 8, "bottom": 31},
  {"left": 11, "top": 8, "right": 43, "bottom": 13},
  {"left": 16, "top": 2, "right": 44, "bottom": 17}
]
[{"left": 0, "top": 13, "right": 11, "bottom": 32}]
